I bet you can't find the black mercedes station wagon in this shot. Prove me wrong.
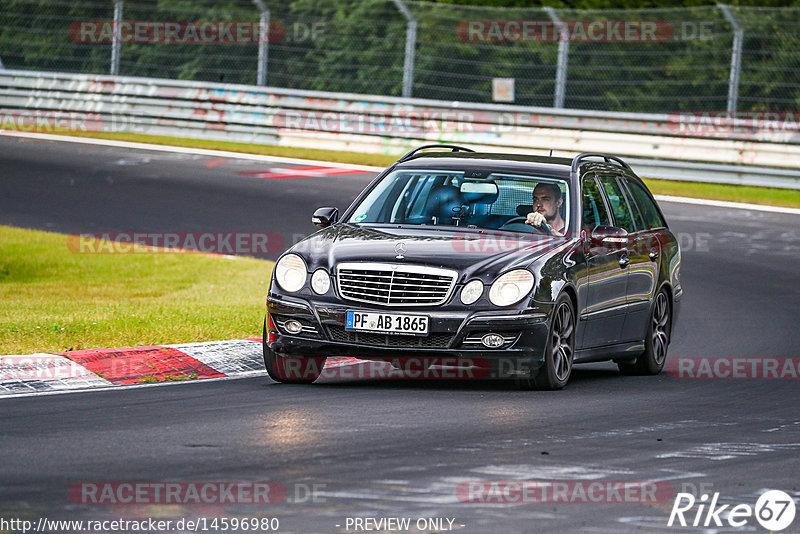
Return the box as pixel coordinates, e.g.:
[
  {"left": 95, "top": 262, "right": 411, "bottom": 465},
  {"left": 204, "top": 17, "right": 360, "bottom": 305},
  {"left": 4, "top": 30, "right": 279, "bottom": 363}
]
[{"left": 264, "top": 145, "right": 682, "bottom": 389}]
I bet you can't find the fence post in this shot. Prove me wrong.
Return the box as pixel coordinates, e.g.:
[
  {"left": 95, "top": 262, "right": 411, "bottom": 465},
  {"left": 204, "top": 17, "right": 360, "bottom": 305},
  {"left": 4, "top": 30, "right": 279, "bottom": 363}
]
[
  {"left": 253, "top": 0, "right": 270, "bottom": 86},
  {"left": 718, "top": 4, "right": 743, "bottom": 114},
  {"left": 391, "top": 0, "right": 416, "bottom": 98},
  {"left": 110, "top": 0, "right": 123, "bottom": 76},
  {"left": 545, "top": 7, "right": 569, "bottom": 109}
]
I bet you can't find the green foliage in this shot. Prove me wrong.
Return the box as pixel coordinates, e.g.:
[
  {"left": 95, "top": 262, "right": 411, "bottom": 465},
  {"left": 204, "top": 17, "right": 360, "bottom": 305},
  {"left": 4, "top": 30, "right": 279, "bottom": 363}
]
[
  {"left": 1, "top": 0, "right": 798, "bottom": 111},
  {"left": 0, "top": 224, "right": 272, "bottom": 354}
]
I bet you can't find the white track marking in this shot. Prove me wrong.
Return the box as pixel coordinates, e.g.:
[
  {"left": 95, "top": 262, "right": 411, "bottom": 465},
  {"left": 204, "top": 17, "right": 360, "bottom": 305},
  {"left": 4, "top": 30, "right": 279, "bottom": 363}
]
[
  {"left": 3, "top": 131, "right": 798, "bottom": 214},
  {"left": 654, "top": 194, "right": 800, "bottom": 215},
  {"left": 0, "top": 130, "right": 384, "bottom": 171}
]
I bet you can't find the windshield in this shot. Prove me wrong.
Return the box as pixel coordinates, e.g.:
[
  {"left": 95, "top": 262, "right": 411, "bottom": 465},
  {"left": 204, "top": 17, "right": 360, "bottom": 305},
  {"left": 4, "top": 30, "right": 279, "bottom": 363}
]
[{"left": 347, "top": 169, "right": 570, "bottom": 236}]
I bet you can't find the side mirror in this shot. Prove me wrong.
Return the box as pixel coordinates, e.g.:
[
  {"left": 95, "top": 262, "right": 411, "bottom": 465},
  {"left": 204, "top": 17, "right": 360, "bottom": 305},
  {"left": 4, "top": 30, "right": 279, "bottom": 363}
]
[
  {"left": 590, "top": 225, "right": 628, "bottom": 247},
  {"left": 312, "top": 207, "right": 338, "bottom": 228}
]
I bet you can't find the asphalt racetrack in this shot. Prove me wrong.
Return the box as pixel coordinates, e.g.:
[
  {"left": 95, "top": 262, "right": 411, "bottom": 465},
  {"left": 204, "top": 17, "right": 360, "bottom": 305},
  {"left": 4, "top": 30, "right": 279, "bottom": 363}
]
[{"left": 1, "top": 135, "right": 799, "bottom": 533}]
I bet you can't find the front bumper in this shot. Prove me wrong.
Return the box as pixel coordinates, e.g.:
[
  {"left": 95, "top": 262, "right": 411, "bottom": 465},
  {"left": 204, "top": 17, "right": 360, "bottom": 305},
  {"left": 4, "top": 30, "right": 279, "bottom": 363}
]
[{"left": 266, "top": 295, "right": 552, "bottom": 373}]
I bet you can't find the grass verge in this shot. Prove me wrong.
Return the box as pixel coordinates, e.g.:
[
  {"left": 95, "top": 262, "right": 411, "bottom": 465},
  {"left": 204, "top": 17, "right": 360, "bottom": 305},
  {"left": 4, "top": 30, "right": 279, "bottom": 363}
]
[
  {"left": 33, "top": 130, "right": 800, "bottom": 209},
  {"left": 0, "top": 225, "right": 271, "bottom": 354}
]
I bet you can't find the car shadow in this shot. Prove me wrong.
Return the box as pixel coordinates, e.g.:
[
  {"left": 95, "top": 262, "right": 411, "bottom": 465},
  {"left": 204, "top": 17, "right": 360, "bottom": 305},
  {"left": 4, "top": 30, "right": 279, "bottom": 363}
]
[{"left": 292, "top": 361, "right": 630, "bottom": 392}]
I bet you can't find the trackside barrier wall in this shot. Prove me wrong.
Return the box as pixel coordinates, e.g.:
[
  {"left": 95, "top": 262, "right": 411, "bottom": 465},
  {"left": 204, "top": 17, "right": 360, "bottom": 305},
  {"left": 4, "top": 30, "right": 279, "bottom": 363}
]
[{"left": 0, "top": 70, "right": 798, "bottom": 189}]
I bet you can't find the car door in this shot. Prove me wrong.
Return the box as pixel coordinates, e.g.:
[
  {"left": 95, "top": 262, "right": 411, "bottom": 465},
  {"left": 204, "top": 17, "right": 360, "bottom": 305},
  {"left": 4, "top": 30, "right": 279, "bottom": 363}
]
[
  {"left": 596, "top": 173, "right": 658, "bottom": 344},
  {"left": 620, "top": 177, "right": 667, "bottom": 342},
  {"left": 579, "top": 175, "right": 628, "bottom": 348}
]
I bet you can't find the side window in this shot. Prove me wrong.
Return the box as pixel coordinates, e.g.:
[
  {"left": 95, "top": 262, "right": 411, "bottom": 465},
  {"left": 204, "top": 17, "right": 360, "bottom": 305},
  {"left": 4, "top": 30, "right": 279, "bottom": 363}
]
[
  {"left": 623, "top": 184, "right": 646, "bottom": 231},
  {"left": 582, "top": 176, "right": 610, "bottom": 231},
  {"left": 625, "top": 179, "right": 667, "bottom": 230},
  {"left": 597, "top": 175, "right": 636, "bottom": 232}
]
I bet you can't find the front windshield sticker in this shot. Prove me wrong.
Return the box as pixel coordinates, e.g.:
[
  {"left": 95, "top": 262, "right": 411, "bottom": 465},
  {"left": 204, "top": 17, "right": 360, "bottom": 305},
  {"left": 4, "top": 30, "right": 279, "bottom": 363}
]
[{"left": 354, "top": 214, "right": 368, "bottom": 222}]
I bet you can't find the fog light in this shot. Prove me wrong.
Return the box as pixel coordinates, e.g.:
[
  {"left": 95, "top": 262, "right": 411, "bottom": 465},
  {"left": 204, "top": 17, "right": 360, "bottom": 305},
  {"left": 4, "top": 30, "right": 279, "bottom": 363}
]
[
  {"left": 460, "top": 279, "right": 483, "bottom": 305},
  {"left": 311, "top": 269, "right": 330, "bottom": 294},
  {"left": 284, "top": 320, "right": 303, "bottom": 334},
  {"left": 481, "top": 333, "right": 504, "bottom": 348}
]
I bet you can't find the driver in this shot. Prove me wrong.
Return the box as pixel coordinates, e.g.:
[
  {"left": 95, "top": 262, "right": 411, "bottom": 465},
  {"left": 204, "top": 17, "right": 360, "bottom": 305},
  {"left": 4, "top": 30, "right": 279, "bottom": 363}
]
[{"left": 525, "top": 183, "right": 566, "bottom": 235}]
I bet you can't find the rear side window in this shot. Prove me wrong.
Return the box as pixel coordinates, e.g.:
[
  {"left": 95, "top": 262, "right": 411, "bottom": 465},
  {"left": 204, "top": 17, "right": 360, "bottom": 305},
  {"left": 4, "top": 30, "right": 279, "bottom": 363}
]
[
  {"left": 597, "top": 175, "right": 636, "bottom": 232},
  {"left": 582, "top": 177, "right": 610, "bottom": 231},
  {"left": 625, "top": 179, "right": 667, "bottom": 230}
]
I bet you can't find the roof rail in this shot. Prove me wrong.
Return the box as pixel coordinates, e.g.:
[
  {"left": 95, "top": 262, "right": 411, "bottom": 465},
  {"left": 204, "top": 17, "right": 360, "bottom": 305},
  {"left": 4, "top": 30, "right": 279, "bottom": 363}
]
[
  {"left": 397, "top": 144, "right": 475, "bottom": 163},
  {"left": 571, "top": 153, "right": 631, "bottom": 174}
]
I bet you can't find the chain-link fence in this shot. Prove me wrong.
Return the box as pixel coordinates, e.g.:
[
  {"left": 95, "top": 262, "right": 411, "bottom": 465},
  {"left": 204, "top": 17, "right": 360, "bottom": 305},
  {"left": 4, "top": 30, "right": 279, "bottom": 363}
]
[{"left": 1, "top": 0, "right": 798, "bottom": 113}]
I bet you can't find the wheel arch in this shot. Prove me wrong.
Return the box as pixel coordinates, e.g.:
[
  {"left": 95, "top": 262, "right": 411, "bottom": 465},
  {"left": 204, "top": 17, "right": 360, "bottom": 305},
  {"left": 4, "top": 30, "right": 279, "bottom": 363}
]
[
  {"left": 656, "top": 281, "right": 674, "bottom": 336},
  {"left": 559, "top": 283, "right": 578, "bottom": 317}
]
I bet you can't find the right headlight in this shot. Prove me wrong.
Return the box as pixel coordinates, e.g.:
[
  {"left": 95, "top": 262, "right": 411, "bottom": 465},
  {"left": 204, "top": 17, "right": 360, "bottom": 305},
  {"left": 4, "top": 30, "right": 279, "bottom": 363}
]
[
  {"left": 489, "top": 269, "right": 534, "bottom": 307},
  {"left": 274, "top": 254, "right": 307, "bottom": 293}
]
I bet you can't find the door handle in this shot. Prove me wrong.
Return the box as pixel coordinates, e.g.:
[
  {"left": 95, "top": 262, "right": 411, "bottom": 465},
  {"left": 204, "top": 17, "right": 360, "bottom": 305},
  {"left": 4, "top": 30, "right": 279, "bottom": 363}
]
[
  {"left": 619, "top": 256, "right": 630, "bottom": 268},
  {"left": 649, "top": 251, "right": 659, "bottom": 261}
]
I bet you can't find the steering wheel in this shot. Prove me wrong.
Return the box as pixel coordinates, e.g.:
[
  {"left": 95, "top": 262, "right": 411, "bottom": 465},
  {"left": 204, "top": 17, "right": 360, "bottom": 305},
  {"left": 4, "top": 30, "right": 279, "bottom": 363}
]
[{"left": 499, "top": 216, "right": 552, "bottom": 234}]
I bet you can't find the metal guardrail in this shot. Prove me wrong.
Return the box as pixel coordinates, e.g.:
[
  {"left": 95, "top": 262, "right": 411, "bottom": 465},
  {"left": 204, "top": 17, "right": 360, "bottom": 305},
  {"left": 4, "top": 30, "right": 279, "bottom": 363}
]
[{"left": 1, "top": 70, "right": 799, "bottom": 189}]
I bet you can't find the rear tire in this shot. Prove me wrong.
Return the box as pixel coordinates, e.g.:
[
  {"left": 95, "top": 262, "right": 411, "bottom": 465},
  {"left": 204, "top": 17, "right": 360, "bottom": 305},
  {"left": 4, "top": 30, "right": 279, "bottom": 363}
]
[
  {"left": 618, "top": 289, "right": 670, "bottom": 376},
  {"left": 262, "top": 320, "right": 326, "bottom": 384},
  {"left": 515, "top": 294, "right": 575, "bottom": 390}
]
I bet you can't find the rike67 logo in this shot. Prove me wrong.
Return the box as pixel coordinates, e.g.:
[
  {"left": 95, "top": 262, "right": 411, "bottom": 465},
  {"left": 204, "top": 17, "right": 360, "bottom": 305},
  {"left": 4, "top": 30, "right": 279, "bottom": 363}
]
[{"left": 668, "top": 489, "right": 796, "bottom": 531}]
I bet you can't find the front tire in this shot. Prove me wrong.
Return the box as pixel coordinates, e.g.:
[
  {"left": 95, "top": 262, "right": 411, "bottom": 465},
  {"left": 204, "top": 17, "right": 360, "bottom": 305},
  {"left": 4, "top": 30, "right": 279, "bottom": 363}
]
[
  {"left": 618, "top": 288, "right": 671, "bottom": 376},
  {"left": 262, "top": 320, "right": 326, "bottom": 384},
  {"left": 516, "top": 294, "right": 575, "bottom": 390}
]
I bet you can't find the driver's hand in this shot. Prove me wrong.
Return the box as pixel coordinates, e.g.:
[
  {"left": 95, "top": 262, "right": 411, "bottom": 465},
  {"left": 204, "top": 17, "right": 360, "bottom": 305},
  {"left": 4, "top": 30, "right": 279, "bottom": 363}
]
[{"left": 525, "top": 212, "right": 546, "bottom": 227}]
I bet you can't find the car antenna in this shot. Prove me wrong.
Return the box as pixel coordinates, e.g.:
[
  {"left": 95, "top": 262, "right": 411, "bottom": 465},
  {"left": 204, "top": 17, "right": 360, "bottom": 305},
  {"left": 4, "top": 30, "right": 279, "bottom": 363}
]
[{"left": 549, "top": 149, "right": 553, "bottom": 157}]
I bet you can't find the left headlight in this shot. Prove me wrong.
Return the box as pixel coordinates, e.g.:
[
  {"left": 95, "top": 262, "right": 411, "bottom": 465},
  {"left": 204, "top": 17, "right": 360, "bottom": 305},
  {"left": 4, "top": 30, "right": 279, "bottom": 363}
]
[
  {"left": 489, "top": 269, "right": 534, "bottom": 307},
  {"left": 275, "top": 254, "right": 307, "bottom": 293}
]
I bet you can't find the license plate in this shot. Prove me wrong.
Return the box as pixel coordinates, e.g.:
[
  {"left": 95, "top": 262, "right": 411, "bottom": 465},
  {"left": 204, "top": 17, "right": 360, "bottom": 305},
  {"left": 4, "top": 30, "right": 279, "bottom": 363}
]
[{"left": 345, "top": 311, "right": 429, "bottom": 336}]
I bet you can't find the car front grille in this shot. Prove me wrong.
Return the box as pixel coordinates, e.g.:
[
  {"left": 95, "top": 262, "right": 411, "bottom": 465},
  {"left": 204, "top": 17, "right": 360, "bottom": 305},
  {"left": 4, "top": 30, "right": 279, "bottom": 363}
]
[
  {"left": 326, "top": 325, "right": 453, "bottom": 348},
  {"left": 336, "top": 262, "right": 457, "bottom": 306}
]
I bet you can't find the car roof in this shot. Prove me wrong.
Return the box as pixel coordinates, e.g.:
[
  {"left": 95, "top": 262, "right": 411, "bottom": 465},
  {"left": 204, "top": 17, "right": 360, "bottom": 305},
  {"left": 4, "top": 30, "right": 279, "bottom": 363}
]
[{"left": 394, "top": 152, "right": 573, "bottom": 178}]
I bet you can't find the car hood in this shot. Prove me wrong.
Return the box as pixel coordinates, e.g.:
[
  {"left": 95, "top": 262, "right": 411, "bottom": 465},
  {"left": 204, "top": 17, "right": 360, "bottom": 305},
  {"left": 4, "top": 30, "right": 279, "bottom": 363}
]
[{"left": 290, "top": 224, "right": 566, "bottom": 282}]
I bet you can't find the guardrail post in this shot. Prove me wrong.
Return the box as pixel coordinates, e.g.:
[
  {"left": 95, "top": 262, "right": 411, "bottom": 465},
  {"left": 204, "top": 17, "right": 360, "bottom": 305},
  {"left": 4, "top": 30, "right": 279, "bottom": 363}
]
[
  {"left": 253, "top": 0, "right": 270, "bottom": 86},
  {"left": 545, "top": 7, "right": 569, "bottom": 109},
  {"left": 718, "top": 4, "right": 743, "bottom": 114},
  {"left": 391, "top": 0, "right": 416, "bottom": 98},
  {"left": 110, "top": 0, "right": 123, "bottom": 76}
]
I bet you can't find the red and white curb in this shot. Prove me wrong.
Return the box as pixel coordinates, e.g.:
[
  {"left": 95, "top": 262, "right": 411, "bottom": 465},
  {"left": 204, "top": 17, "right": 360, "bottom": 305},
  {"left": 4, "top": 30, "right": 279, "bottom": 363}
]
[{"left": 0, "top": 340, "right": 358, "bottom": 397}]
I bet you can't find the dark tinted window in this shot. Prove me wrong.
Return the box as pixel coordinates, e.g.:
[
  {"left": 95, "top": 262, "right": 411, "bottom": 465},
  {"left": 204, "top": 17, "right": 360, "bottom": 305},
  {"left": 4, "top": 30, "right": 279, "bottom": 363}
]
[
  {"left": 597, "top": 175, "right": 635, "bottom": 232},
  {"left": 625, "top": 179, "right": 667, "bottom": 229},
  {"left": 624, "top": 185, "right": 646, "bottom": 231},
  {"left": 347, "top": 169, "right": 571, "bottom": 233},
  {"left": 582, "top": 177, "right": 610, "bottom": 231}
]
